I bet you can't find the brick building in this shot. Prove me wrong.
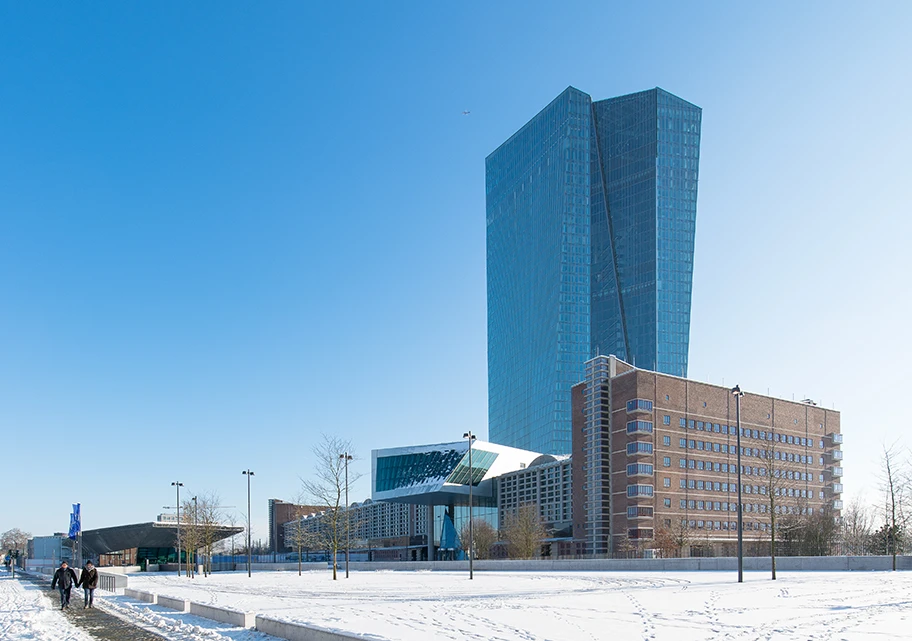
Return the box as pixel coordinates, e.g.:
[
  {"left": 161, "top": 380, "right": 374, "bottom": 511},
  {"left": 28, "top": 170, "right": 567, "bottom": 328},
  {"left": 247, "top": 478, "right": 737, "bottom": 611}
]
[
  {"left": 268, "top": 499, "right": 323, "bottom": 553},
  {"left": 572, "top": 356, "right": 843, "bottom": 556}
]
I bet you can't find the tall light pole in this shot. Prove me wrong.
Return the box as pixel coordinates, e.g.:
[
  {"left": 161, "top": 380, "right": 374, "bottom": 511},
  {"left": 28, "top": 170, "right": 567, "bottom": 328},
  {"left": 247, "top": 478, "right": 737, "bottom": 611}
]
[
  {"left": 192, "top": 496, "right": 198, "bottom": 578},
  {"left": 171, "top": 482, "right": 183, "bottom": 577},
  {"left": 732, "top": 385, "right": 744, "bottom": 584},
  {"left": 463, "top": 431, "right": 476, "bottom": 580},
  {"left": 339, "top": 453, "right": 353, "bottom": 579},
  {"left": 242, "top": 470, "right": 254, "bottom": 578}
]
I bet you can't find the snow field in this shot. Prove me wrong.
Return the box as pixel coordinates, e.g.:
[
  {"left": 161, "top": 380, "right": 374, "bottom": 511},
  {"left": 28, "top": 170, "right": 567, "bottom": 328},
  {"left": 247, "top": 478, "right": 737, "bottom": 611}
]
[
  {"left": 126, "top": 569, "right": 912, "bottom": 640},
  {"left": 0, "top": 574, "right": 94, "bottom": 641}
]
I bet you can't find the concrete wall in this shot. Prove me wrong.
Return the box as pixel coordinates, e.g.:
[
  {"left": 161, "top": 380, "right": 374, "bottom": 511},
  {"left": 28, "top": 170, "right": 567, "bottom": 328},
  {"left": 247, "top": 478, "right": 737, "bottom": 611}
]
[
  {"left": 157, "top": 595, "right": 190, "bottom": 612},
  {"left": 322, "top": 556, "right": 912, "bottom": 573},
  {"left": 124, "top": 588, "right": 157, "bottom": 604},
  {"left": 149, "top": 556, "right": 912, "bottom": 574},
  {"left": 96, "top": 565, "right": 141, "bottom": 574},
  {"left": 255, "top": 616, "right": 367, "bottom": 641},
  {"left": 190, "top": 602, "right": 255, "bottom": 628}
]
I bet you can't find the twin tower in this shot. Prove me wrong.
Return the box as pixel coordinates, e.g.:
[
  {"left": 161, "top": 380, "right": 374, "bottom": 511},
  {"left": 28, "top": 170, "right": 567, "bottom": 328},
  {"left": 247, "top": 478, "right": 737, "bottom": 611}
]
[{"left": 486, "top": 87, "right": 702, "bottom": 455}]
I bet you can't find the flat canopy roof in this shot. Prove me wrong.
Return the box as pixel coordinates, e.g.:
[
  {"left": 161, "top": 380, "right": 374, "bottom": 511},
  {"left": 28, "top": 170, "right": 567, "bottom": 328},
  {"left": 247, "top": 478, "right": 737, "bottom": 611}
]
[{"left": 82, "top": 522, "right": 242, "bottom": 555}]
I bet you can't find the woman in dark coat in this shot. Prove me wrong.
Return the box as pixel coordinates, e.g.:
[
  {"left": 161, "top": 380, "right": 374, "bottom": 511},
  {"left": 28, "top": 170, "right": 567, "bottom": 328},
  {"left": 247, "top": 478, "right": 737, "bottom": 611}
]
[{"left": 76, "top": 560, "right": 99, "bottom": 609}]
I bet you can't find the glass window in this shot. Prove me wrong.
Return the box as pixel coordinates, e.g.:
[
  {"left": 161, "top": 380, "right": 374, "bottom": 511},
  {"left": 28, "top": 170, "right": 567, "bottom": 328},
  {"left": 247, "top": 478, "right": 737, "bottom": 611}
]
[
  {"left": 626, "top": 463, "right": 654, "bottom": 476},
  {"left": 627, "top": 420, "right": 654, "bottom": 434},
  {"left": 627, "top": 442, "right": 654, "bottom": 455},
  {"left": 627, "top": 399, "right": 654, "bottom": 413},
  {"left": 626, "top": 484, "right": 654, "bottom": 497}
]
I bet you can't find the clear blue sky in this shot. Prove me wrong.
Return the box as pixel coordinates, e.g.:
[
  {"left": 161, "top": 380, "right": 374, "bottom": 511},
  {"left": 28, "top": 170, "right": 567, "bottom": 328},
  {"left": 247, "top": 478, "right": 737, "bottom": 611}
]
[{"left": 2, "top": 1, "right": 909, "bottom": 540}]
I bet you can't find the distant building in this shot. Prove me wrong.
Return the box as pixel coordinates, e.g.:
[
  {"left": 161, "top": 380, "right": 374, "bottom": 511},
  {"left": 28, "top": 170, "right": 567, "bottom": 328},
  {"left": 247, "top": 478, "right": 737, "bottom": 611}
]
[
  {"left": 372, "top": 440, "right": 545, "bottom": 560},
  {"left": 487, "top": 87, "right": 702, "bottom": 455},
  {"left": 268, "top": 499, "right": 322, "bottom": 553},
  {"left": 28, "top": 534, "right": 74, "bottom": 565},
  {"left": 497, "top": 454, "right": 573, "bottom": 555},
  {"left": 283, "top": 499, "right": 429, "bottom": 562},
  {"left": 572, "top": 355, "right": 843, "bottom": 556}
]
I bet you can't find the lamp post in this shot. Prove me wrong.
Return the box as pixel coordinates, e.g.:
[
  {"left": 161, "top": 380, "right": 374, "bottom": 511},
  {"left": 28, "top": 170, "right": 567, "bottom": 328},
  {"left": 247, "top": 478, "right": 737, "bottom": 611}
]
[
  {"left": 171, "top": 482, "right": 183, "bottom": 576},
  {"left": 463, "top": 431, "right": 476, "bottom": 580},
  {"left": 242, "top": 470, "right": 254, "bottom": 578},
  {"left": 192, "top": 496, "right": 198, "bottom": 578},
  {"left": 339, "top": 453, "right": 353, "bottom": 579},
  {"left": 731, "top": 385, "right": 744, "bottom": 584}
]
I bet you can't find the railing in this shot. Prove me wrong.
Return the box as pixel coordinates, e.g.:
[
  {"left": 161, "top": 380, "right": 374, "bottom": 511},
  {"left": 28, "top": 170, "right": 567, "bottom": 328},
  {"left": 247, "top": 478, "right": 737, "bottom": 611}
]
[{"left": 97, "top": 572, "right": 128, "bottom": 594}]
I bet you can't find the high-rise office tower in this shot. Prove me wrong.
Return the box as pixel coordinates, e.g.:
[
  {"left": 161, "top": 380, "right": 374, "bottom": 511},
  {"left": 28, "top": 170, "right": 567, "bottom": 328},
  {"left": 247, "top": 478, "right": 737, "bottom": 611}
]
[{"left": 486, "top": 87, "right": 701, "bottom": 454}]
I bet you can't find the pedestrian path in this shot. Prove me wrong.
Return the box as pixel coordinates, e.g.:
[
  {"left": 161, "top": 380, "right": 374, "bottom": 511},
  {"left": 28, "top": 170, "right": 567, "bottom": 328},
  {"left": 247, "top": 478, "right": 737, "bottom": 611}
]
[
  {"left": 0, "top": 573, "right": 94, "bottom": 641},
  {"left": 10, "top": 573, "right": 164, "bottom": 641}
]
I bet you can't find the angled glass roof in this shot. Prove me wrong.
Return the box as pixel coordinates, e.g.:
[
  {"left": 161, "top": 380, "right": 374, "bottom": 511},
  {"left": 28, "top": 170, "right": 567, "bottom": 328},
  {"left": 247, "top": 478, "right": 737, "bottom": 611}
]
[
  {"left": 446, "top": 449, "right": 498, "bottom": 486},
  {"left": 374, "top": 447, "right": 501, "bottom": 493},
  {"left": 375, "top": 448, "right": 464, "bottom": 493}
]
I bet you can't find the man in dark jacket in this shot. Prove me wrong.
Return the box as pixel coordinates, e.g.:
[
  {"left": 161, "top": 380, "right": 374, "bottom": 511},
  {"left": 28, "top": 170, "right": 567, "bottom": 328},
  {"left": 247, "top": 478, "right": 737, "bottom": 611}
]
[
  {"left": 51, "top": 561, "right": 78, "bottom": 610},
  {"left": 76, "top": 560, "right": 99, "bottom": 609}
]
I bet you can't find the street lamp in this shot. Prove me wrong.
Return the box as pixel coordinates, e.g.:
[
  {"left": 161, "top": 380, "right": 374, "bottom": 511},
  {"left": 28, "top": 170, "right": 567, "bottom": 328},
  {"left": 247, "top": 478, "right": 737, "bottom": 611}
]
[
  {"left": 731, "top": 385, "right": 744, "bottom": 584},
  {"left": 463, "top": 431, "right": 476, "bottom": 580},
  {"left": 243, "top": 470, "right": 254, "bottom": 578},
  {"left": 339, "top": 453, "right": 353, "bottom": 579},
  {"left": 171, "top": 482, "right": 183, "bottom": 577},
  {"left": 192, "top": 496, "right": 199, "bottom": 578}
]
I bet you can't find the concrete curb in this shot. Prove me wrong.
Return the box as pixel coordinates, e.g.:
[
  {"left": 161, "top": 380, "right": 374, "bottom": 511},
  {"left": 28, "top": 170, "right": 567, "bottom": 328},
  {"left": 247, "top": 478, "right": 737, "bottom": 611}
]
[
  {"left": 190, "top": 602, "right": 255, "bottom": 628},
  {"left": 157, "top": 595, "right": 189, "bottom": 612},
  {"left": 124, "top": 588, "right": 157, "bottom": 604},
  {"left": 255, "top": 615, "right": 370, "bottom": 641}
]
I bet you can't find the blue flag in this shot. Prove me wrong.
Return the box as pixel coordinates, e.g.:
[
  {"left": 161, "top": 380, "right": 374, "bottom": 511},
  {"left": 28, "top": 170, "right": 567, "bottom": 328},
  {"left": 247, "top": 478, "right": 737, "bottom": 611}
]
[{"left": 68, "top": 503, "right": 81, "bottom": 540}]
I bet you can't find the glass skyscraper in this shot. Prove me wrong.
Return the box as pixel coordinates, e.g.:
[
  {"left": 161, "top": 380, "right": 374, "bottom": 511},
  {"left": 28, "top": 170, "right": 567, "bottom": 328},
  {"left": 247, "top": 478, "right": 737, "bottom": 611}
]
[{"left": 486, "top": 87, "right": 701, "bottom": 454}]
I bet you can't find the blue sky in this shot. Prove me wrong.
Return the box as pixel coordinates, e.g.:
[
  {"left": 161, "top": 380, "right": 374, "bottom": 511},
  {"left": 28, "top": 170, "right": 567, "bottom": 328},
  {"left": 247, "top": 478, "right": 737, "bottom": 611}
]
[{"left": 1, "top": 1, "right": 909, "bottom": 540}]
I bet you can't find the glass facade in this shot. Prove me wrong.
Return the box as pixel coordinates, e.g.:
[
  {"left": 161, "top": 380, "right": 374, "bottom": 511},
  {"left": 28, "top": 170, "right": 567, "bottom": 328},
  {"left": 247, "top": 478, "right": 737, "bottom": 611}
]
[
  {"left": 445, "top": 449, "right": 498, "bottom": 486},
  {"left": 487, "top": 87, "right": 700, "bottom": 454},
  {"left": 374, "top": 449, "right": 464, "bottom": 493},
  {"left": 374, "top": 447, "right": 499, "bottom": 493}
]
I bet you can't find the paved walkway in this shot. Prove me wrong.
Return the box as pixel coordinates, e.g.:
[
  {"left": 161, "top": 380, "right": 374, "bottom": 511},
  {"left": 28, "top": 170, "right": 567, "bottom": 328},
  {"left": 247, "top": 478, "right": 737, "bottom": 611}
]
[{"left": 18, "top": 573, "right": 165, "bottom": 641}]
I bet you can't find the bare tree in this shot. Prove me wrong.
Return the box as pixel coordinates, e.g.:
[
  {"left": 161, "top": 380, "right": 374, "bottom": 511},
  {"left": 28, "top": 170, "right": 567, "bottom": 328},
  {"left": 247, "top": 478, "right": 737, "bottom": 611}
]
[
  {"left": 842, "top": 497, "right": 873, "bottom": 555},
  {"left": 652, "top": 526, "right": 678, "bottom": 559},
  {"left": 879, "top": 443, "right": 909, "bottom": 571},
  {"left": 501, "top": 504, "right": 546, "bottom": 559},
  {"left": 285, "top": 492, "right": 322, "bottom": 576},
  {"left": 459, "top": 519, "right": 497, "bottom": 560},
  {"left": 1, "top": 529, "right": 30, "bottom": 560},
  {"left": 671, "top": 519, "right": 690, "bottom": 557},
  {"left": 195, "top": 492, "right": 225, "bottom": 576},
  {"left": 756, "top": 435, "right": 801, "bottom": 580},
  {"left": 179, "top": 498, "right": 203, "bottom": 578},
  {"left": 301, "top": 435, "right": 361, "bottom": 580}
]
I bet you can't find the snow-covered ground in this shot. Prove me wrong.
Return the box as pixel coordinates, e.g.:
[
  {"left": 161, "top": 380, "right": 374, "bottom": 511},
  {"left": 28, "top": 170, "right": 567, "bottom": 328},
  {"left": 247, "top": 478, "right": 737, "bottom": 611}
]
[
  {"left": 100, "top": 596, "right": 276, "bottom": 641},
  {"left": 0, "top": 573, "right": 94, "bottom": 641},
  {"left": 127, "top": 569, "right": 912, "bottom": 640}
]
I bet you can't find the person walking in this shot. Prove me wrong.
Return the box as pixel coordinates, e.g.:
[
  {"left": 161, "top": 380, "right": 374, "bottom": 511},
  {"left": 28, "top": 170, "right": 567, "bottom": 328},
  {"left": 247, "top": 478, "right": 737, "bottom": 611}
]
[
  {"left": 51, "top": 561, "right": 78, "bottom": 610},
  {"left": 77, "top": 560, "right": 98, "bottom": 609}
]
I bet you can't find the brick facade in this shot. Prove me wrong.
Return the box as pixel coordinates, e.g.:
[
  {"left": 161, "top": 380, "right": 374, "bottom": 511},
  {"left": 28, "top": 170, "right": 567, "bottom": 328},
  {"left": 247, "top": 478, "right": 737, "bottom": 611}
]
[{"left": 573, "top": 356, "right": 843, "bottom": 556}]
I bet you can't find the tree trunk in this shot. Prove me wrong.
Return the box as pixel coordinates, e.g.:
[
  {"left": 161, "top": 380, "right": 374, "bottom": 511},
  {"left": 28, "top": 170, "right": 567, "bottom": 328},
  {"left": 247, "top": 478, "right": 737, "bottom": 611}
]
[{"left": 770, "top": 497, "right": 777, "bottom": 580}]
